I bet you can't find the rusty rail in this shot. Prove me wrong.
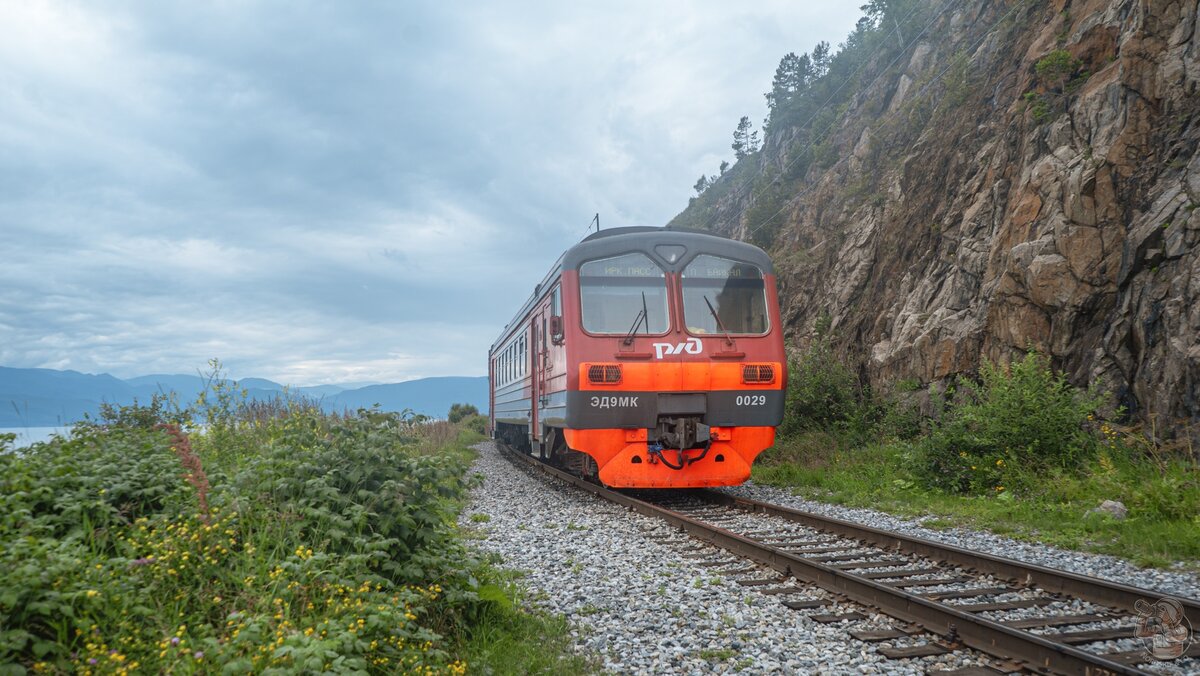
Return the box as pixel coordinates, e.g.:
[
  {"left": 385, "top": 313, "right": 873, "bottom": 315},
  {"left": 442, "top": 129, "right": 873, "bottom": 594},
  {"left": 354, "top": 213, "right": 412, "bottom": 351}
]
[{"left": 702, "top": 490, "right": 1200, "bottom": 622}]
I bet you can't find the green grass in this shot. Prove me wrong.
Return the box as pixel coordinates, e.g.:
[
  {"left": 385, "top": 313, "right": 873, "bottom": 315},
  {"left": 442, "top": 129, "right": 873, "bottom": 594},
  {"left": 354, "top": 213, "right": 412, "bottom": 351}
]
[
  {"left": 698, "top": 648, "right": 738, "bottom": 661},
  {"left": 753, "top": 434, "right": 1200, "bottom": 569}
]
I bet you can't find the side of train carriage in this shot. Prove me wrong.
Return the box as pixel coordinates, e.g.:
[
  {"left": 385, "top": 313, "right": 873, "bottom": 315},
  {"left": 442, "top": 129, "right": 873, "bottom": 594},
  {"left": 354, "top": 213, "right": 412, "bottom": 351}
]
[{"left": 488, "top": 226, "right": 786, "bottom": 488}]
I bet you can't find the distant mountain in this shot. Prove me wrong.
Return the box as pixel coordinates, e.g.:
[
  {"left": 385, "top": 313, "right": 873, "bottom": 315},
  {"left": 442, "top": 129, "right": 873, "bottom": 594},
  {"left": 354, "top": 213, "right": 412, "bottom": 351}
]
[
  {"left": 0, "top": 367, "right": 487, "bottom": 427},
  {"left": 329, "top": 377, "right": 489, "bottom": 418}
]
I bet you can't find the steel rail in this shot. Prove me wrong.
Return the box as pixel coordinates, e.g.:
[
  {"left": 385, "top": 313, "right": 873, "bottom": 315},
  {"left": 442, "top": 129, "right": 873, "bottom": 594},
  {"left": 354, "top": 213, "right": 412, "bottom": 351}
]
[
  {"left": 499, "top": 444, "right": 1150, "bottom": 676},
  {"left": 702, "top": 491, "right": 1200, "bottom": 623}
]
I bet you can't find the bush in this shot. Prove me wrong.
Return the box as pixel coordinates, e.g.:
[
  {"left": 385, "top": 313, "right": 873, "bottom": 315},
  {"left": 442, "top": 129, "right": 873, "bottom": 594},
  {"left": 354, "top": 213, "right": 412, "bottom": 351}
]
[
  {"left": 463, "top": 414, "right": 488, "bottom": 436},
  {"left": 0, "top": 401, "right": 483, "bottom": 673},
  {"left": 913, "top": 351, "right": 1103, "bottom": 493},
  {"left": 781, "top": 337, "right": 875, "bottom": 439},
  {"left": 447, "top": 403, "right": 479, "bottom": 424}
]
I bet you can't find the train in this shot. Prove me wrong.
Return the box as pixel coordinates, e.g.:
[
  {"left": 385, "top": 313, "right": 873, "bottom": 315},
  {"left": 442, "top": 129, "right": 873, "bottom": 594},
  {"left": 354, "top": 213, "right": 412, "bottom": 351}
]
[{"left": 488, "top": 226, "right": 786, "bottom": 488}]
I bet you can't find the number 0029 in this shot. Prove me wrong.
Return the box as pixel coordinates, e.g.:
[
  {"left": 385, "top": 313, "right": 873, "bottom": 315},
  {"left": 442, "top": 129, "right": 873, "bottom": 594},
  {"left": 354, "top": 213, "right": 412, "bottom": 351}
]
[{"left": 736, "top": 395, "right": 766, "bottom": 406}]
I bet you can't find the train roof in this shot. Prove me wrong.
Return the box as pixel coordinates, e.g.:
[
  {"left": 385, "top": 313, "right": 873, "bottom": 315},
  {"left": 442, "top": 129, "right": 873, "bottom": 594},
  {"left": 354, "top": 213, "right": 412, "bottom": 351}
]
[
  {"left": 563, "top": 226, "right": 772, "bottom": 273},
  {"left": 489, "top": 226, "right": 772, "bottom": 351}
]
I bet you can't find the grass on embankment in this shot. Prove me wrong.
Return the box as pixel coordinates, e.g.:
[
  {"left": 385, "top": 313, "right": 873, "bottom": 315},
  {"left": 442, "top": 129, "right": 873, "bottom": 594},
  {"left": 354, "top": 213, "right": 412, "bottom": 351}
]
[
  {"left": 753, "top": 432, "right": 1200, "bottom": 570},
  {"left": 0, "top": 382, "right": 591, "bottom": 675}
]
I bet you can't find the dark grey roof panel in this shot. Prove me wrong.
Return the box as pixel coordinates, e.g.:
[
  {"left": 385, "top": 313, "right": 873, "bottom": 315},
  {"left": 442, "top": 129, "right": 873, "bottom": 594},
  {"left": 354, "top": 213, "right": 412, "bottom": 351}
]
[{"left": 564, "top": 227, "right": 772, "bottom": 274}]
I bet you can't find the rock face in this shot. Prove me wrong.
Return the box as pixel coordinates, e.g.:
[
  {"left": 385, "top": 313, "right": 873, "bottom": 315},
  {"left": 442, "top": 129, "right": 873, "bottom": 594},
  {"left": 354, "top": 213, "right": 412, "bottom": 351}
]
[{"left": 674, "top": 0, "right": 1199, "bottom": 440}]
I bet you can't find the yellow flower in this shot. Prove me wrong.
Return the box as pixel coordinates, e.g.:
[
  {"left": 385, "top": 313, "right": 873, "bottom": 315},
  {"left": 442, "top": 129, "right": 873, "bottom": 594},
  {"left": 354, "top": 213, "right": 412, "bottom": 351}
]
[
  {"left": 85, "top": 590, "right": 100, "bottom": 598},
  {"left": 995, "top": 459, "right": 1004, "bottom": 466}
]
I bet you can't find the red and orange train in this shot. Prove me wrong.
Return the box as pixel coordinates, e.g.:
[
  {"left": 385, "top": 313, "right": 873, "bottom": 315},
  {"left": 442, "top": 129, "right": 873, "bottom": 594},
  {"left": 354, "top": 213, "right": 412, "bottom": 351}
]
[{"left": 488, "top": 226, "right": 786, "bottom": 488}]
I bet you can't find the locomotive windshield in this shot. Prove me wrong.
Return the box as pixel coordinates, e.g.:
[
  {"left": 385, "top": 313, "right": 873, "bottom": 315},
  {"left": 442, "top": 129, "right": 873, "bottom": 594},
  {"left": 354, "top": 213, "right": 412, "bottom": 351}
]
[
  {"left": 681, "top": 255, "right": 769, "bottom": 335},
  {"left": 580, "top": 253, "right": 670, "bottom": 335}
]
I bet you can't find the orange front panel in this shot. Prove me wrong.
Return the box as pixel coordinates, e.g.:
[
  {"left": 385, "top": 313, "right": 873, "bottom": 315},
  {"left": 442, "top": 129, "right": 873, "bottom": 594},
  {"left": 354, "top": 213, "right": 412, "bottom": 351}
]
[
  {"left": 578, "top": 362, "right": 782, "bottom": 392},
  {"left": 563, "top": 426, "right": 776, "bottom": 488}
]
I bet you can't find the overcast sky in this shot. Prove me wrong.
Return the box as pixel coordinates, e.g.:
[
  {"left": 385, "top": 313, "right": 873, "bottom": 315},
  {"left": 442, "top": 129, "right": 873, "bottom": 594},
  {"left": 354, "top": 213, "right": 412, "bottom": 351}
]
[{"left": 1, "top": 1, "right": 862, "bottom": 385}]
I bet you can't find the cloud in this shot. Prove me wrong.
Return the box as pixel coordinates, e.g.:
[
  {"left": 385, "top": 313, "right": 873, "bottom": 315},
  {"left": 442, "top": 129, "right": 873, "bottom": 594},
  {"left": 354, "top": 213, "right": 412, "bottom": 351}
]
[{"left": 1, "top": 0, "right": 861, "bottom": 384}]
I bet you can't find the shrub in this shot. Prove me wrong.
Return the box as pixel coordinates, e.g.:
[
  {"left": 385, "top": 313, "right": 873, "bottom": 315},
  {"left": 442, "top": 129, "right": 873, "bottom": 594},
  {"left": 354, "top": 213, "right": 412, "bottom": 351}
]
[
  {"left": 781, "top": 337, "right": 874, "bottom": 438},
  {"left": 447, "top": 403, "right": 479, "bottom": 424},
  {"left": 463, "top": 414, "right": 488, "bottom": 436},
  {"left": 913, "top": 351, "right": 1103, "bottom": 493},
  {"left": 0, "top": 400, "right": 481, "bottom": 673}
]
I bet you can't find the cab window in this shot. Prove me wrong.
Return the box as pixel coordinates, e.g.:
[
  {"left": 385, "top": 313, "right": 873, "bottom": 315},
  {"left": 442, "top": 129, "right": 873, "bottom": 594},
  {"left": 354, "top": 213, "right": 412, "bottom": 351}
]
[
  {"left": 681, "top": 255, "right": 769, "bottom": 335},
  {"left": 579, "top": 253, "right": 669, "bottom": 335}
]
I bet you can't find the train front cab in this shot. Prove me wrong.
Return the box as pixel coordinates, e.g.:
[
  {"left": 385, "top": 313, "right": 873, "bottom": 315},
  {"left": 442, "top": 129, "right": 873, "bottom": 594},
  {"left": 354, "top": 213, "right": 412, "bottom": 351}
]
[{"left": 558, "top": 229, "right": 786, "bottom": 488}]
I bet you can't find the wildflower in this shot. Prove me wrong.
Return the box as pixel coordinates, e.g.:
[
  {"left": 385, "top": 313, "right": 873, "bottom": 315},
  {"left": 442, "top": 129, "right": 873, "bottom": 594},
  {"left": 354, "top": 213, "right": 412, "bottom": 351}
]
[
  {"left": 194, "top": 651, "right": 204, "bottom": 660},
  {"left": 88, "top": 659, "right": 98, "bottom": 665},
  {"left": 170, "top": 637, "right": 181, "bottom": 646},
  {"left": 995, "top": 486, "right": 1004, "bottom": 492},
  {"left": 86, "top": 590, "right": 100, "bottom": 598},
  {"left": 995, "top": 459, "right": 1004, "bottom": 467}
]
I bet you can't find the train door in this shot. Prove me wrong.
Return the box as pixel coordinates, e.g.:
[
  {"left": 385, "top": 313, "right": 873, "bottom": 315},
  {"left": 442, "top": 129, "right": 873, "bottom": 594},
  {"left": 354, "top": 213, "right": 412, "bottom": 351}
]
[{"left": 529, "top": 316, "right": 540, "bottom": 451}]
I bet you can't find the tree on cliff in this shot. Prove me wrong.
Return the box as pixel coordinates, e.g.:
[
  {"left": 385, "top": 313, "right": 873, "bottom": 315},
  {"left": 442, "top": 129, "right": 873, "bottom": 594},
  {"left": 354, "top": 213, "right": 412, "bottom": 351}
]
[
  {"left": 766, "top": 52, "right": 813, "bottom": 112},
  {"left": 732, "top": 116, "right": 760, "bottom": 159}
]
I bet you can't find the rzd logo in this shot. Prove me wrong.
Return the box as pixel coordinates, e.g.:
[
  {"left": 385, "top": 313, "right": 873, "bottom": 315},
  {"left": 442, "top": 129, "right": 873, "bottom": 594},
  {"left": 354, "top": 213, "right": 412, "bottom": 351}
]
[{"left": 652, "top": 337, "right": 702, "bottom": 359}]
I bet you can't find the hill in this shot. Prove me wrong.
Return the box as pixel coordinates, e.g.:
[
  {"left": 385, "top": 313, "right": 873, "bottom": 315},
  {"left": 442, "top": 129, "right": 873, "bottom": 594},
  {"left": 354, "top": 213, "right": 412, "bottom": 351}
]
[{"left": 0, "top": 367, "right": 488, "bottom": 426}]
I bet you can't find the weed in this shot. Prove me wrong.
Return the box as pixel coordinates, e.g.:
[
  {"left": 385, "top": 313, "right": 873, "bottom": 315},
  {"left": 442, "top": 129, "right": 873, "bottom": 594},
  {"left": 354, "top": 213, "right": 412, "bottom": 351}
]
[
  {"left": 470, "top": 513, "right": 492, "bottom": 523},
  {"left": 699, "top": 648, "right": 738, "bottom": 661}
]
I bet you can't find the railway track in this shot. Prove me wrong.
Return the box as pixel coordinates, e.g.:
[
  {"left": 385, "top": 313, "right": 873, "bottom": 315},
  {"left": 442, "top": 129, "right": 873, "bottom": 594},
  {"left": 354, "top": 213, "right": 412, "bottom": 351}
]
[{"left": 498, "top": 443, "right": 1200, "bottom": 675}]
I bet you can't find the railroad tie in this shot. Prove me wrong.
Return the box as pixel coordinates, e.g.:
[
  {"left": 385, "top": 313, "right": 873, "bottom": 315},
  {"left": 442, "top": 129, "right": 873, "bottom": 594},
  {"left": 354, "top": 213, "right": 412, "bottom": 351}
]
[
  {"left": 1000, "top": 613, "right": 1111, "bottom": 629},
  {"left": 877, "top": 642, "right": 952, "bottom": 658},
  {"left": 848, "top": 628, "right": 917, "bottom": 642},
  {"left": 809, "top": 611, "right": 868, "bottom": 623},
  {"left": 781, "top": 599, "right": 830, "bottom": 610},
  {"left": 919, "top": 586, "right": 1012, "bottom": 601},
  {"left": 954, "top": 598, "right": 1053, "bottom": 612}
]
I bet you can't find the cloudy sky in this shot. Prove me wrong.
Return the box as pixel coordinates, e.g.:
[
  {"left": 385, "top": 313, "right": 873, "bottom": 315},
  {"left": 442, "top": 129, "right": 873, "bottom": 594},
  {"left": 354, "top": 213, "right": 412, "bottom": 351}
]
[{"left": 1, "top": 1, "right": 861, "bottom": 385}]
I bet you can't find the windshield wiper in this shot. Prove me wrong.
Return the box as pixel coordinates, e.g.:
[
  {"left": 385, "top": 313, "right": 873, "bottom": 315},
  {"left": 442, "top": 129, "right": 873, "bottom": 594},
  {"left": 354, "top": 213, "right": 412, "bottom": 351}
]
[
  {"left": 623, "top": 292, "right": 649, "bottom": 346},
  {"left": 703, "top": 296, "right": 734, "bottom": 347}
]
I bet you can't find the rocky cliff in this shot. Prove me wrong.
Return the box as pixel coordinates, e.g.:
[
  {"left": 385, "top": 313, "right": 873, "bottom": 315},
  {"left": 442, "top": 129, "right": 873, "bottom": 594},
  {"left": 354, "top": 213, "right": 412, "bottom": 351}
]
[{"left": 673, "top": 0, "right": 1199, "bottom": 439}]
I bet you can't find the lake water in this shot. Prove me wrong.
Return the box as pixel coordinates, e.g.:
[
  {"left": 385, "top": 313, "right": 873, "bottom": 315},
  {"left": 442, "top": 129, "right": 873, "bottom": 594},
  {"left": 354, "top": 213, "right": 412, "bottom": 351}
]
[{"left": 1, "top": 426, "right": 72, "bottom": 448}]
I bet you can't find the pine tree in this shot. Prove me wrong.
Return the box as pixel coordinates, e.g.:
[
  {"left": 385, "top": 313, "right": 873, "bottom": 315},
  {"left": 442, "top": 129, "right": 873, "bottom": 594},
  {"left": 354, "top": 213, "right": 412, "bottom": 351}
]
[
  {"left": 732, "top": 116, "right": 753, "bottom": 159},
  {"left": 719, "top": 160, "right": 729, "bottom": 175},
  {"left": 811, "top": 41, "right": 831, "bottom": 78},
  {"left": 694, "top": 174, "right": 710, "bottom": 194}
]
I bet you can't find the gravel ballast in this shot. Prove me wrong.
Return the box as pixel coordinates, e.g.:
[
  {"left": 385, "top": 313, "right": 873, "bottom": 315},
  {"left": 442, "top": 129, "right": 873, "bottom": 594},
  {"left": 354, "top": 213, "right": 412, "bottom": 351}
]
[
  {"left": 461, "top": 442, "right": 1198, "bottom": 673},
  {"left": 462, "top": 442, "right": 997, "bottom": 674}
]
